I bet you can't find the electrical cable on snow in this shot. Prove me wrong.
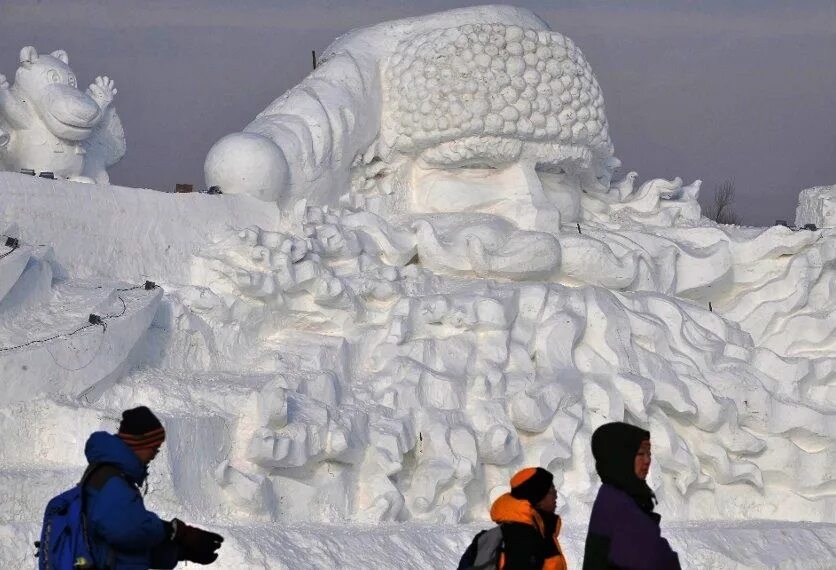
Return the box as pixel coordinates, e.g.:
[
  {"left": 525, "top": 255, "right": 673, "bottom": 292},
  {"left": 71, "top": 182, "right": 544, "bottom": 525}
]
[
  {"left": 0, "top": 242, "right": 18, "bottom": 260},
  {"left": 44, "top": 294, "right": 128, "bottom": 372},
  {"left": 0, "top": 320, "right": 100, "bottom": 353},
  {"left": 45, "top": 322, "right": 108, "bottom": 372},
  {"left": 0, "top": 234, "right": 20, "bottom": 260},
  {"left": 0, "top": 233, "right": 51, "bottom": 248},
  {"left": 0, "top": 293, "right": 127, "bottom": 357},
  {"left": 105, "top": 296, "right": 127, "bottom": 319},
  {"left": 98, "top": 281, "right": 157, "bottom": 293}
]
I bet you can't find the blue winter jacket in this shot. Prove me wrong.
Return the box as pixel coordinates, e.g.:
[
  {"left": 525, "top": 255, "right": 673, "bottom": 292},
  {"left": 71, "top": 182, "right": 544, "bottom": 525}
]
[{"left": 83, "top": 431, "right": 179, "bottom": 569}]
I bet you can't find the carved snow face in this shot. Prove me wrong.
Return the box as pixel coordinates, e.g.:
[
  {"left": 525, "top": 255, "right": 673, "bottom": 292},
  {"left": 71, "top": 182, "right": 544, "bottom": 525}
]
[
  {"left": 15, "top": 47, "right": 102, "bottom": 141},
  {"left": 379, "top": 24, "right": 618, "bottom": 227}
]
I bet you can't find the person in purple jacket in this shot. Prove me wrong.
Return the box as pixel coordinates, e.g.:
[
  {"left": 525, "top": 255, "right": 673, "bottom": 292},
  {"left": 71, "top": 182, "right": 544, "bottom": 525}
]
[{"left": 582, "top": 422, "right": 681, "bottom": 570}]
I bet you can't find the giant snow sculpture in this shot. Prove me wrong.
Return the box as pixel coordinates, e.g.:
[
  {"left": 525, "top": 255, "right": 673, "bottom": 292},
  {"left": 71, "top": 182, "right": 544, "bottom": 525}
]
[
  {"left": 0, "top": 7, "right": 834, "bottom": 563},
  {"left": 0, "top": 46, "right": 124, "bottom": 183},
  {"left": 197, "top": 5, "right": 836, "bottom": 526}
]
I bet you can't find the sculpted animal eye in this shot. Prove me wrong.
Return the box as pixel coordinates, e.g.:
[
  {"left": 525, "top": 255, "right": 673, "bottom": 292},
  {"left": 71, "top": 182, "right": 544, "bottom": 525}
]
[{"left": 47, "top": 70, "right": 60, "bottom": 84}]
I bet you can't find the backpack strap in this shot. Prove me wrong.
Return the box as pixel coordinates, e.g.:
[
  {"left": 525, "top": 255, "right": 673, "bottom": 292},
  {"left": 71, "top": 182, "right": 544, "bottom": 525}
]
[
  {"left": 79, "top": 463, "right": 124, "bottom": 570},
  {"left": 81, "top": 464, "right": 124, "bottom": 491}
]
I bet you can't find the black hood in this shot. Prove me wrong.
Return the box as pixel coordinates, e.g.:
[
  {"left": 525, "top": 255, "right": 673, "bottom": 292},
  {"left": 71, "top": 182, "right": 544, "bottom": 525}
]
[{"left": 591, "top": 422, "right": 657, "bottom": 517}]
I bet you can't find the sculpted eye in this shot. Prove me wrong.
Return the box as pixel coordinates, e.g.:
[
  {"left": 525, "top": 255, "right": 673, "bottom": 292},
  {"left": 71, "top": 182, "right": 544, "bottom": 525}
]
[{"left": 47, "top": 70, "right": 60, "bottom": 84}]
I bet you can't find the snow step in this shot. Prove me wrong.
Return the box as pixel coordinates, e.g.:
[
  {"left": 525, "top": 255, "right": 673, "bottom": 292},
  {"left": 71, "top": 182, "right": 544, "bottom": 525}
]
[
  {"left": 0, "top": 283, "right": 163, "bottom": 405},
  {"left": 0, "top": 243, "right": 31, "bottom": 305}
]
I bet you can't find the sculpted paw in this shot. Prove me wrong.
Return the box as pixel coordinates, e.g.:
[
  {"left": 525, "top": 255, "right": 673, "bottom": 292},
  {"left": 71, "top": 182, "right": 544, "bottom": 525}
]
[
  {"left": 0, "top": 74, "right": 9, "bottom": 90},
  {"left": 87, "top": 75, "right": 117, "bottom": 108}
]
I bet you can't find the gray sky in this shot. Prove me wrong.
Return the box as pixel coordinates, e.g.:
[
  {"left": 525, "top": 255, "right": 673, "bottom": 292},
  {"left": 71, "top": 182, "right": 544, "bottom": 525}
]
[{"left": 1, "top": 1, "right": 834, "bottom": 226}]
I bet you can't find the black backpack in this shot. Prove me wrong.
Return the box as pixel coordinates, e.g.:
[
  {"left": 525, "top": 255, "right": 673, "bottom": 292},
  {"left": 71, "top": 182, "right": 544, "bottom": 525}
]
[{"left": 458, "top": 527, "right": 504, "bottom": 570}]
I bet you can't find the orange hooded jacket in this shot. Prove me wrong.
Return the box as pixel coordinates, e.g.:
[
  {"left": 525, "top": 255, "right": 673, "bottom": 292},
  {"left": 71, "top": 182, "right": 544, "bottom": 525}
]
[{"left": 490, "top": 493, "right": 567, "bottom": 570}]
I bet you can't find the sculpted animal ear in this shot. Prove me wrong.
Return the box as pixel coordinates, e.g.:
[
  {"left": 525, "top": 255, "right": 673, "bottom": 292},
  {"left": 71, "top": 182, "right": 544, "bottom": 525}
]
[
  {"left": 19, "top": 46, "right": 38, "bottom": 67},
  {"left": 51, "top": 50, "right": 69, "bottom": 65}
]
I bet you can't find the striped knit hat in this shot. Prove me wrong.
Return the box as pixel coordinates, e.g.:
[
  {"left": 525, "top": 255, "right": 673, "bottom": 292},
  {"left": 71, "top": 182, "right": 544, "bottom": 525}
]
[
  {"left": 117, "top": 406, "right": 166, "bottom": 451},
  {"left": 510, "top": 467, "right": 554, "bottom": 505}
]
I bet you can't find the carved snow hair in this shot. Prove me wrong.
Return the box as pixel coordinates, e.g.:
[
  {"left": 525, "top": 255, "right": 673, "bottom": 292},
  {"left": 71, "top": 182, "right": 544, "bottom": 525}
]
[{"left": 381, "top": 24, "right": 612, "bottom": 166}]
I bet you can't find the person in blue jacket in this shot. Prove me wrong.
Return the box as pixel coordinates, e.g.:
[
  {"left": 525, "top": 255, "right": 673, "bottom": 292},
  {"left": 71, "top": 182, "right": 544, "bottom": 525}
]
[
  {"left": 83, "top": 406, "right": 223, "bottom": 568},
  {"left": 582, "top": 422, "right": 680, "bottom": 570}
]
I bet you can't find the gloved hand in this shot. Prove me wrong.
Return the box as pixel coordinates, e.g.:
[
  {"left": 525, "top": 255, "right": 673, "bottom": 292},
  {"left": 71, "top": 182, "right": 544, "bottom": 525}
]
[{"left": 170, "top": 518, "right": 224, "bottom": 564}]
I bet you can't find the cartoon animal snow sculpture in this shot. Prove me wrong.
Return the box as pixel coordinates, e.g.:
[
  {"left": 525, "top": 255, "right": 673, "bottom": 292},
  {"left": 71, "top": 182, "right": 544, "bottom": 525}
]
[{"left": 0, "top": 46, "right": 125, "bottom": 183}]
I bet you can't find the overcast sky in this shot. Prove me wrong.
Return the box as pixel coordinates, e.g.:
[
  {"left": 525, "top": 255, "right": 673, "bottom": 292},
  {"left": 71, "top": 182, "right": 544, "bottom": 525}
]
[{"left": 1, "top": 1, "right": 834, "bottom": 225}]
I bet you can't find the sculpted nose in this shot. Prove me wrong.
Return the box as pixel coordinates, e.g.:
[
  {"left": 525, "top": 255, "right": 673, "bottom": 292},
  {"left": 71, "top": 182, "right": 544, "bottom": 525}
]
[{"left": 45, "top": 84, "right": 101, "bottom": 127}]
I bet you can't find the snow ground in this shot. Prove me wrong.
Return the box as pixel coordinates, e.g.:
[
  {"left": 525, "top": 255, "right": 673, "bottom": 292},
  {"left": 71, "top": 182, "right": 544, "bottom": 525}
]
[{"left": 2, "top": 520, "right": 836, "bottom": 568}]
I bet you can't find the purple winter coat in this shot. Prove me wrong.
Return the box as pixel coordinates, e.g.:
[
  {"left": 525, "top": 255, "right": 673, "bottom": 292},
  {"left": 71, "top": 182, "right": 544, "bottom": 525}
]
[{"left": 582, "top": 484, "right": 681, "bottom": 570}]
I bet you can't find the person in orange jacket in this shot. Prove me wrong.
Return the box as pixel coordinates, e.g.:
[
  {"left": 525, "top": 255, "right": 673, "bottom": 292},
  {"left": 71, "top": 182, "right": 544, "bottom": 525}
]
[{"left": 489, "top": 467, "right": 568, "bottom": 569}]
